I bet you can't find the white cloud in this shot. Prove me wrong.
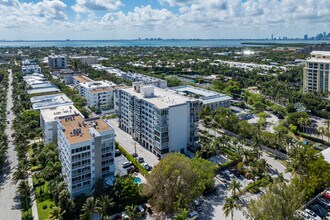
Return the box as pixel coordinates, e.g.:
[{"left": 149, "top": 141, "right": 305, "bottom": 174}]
[
  {"left": 72, "top": 0, "right": 122, "bottom": 13},
  {"left": 0, "top": 0, "right": 330, "bottom": 39}
]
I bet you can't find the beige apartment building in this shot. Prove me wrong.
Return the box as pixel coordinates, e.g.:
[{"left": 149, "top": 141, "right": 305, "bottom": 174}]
[{"left": 303, "top": 51, "right": 330, "bottom": 96}]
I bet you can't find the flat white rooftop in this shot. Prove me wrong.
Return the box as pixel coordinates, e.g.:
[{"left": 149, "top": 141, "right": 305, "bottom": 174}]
[
  {"left": 171, "top": 85, "right": 232, "bottom": 104},
  {"left": 122, "top": 86, "right": 196, "bottom": 109},
  {"left": 311, "top": 51, "right": 330, "bottom": 56},
  {"left": 31, "top": 93, "right": 73, "bottom": 110},
  {"left": 321, "top": 148, "right": 330, "bottom": 164},
  {"left": 40, "top": 105, "right": 82, "bottom": 123},
  {"left": 80, "top": 80, "right": 116, "bottom": 90},
  {"left": 27, "top": 87, "right": 60, "bottom": 95}
]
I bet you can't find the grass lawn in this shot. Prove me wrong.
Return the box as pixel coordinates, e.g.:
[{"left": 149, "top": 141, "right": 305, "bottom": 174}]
[{"left": 37, "top": 199, "right": 54, "bottom": 220}]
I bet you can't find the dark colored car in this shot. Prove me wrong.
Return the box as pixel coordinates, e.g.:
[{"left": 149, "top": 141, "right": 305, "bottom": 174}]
[
  {"left": 137, "top": 157, "right": 144, "bottom": 163},
  {"left": 143, "top": 163, "right": 151, "bottom": 171},
  {"left": 115, "top": 149, "right": 122, "bottom": 157},
  {"left": 309, "top": 203, "right": 327, "bottom": 217},
  {"left": 131, "top": 153, "right": 138, "bottom": 158}
]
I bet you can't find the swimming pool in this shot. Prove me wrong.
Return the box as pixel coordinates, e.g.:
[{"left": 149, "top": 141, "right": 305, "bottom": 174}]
[{"left": 134, "top": 177, "right": 142, "bottom": 185}]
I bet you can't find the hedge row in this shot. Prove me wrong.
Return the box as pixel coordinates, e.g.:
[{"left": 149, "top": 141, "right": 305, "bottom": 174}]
[
  {"left": 116, "top": 142, "right": 149, "bottom": 176},
  {"left": 298, "top": 132, "right": 330, "bottom": 147}
]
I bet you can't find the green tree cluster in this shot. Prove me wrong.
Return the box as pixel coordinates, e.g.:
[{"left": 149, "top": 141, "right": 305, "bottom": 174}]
[{"left": 142, "top": 153, "right": 215, "bottom": 214}]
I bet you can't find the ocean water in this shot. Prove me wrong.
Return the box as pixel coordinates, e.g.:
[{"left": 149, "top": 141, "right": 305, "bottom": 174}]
[{"left": 0, "top": 39, "right": 329, "bottom": 48}]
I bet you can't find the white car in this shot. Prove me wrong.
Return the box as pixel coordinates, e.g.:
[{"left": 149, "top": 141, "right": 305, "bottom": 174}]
[{"left": 304, "top": 209, "right": 322, "bottom": 220}]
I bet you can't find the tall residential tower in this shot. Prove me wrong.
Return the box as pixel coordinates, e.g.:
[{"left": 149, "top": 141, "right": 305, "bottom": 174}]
[{"left": 303, "top": 51, "right": 330, "bottom": 96}]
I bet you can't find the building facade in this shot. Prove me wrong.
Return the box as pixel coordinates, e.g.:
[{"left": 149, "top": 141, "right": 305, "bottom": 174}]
[
  {"left": 48, "top": 54, "right": 68, "bottom": 69},
  {"left": 303, "top": 51, "right": 330, "bottom": 95},
  {"left": 40, "top": 105, "right": 83, "bottom": 144},
  {"left": 57, "top": 115, "right": 115, "bottom": 197},
  {"left": 115, "top": 83, "right": 201, "bottom": 158},
  {"left": 71, "top": 56, "right": 98, "bottom": 65}
]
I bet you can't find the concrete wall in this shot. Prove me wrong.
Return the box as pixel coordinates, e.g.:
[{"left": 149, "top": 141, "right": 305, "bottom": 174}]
[{"left": 168, "top": 104, "right": 189, "bottom": 153}]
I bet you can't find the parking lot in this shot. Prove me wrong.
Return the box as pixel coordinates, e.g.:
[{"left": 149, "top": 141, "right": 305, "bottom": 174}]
[
  {"left": 198, "top": 169, "right": 255, "bottom": 220},
  {"left": 114, "top": 154, "right": 130, "bottom": 176},
  {"left": 107, "top": 118, "right": 159, "bottom": 167}
]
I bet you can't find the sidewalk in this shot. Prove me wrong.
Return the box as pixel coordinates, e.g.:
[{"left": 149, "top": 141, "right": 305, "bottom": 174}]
[{"left": 28, "top": 172, "right": 39, "bottom": 220}]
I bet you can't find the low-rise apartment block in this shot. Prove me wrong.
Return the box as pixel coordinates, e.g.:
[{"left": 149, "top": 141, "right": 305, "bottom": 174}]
[
  {"left": 171, "top": 85, "right": 232, "bottom": 110},
  {"left": 21, "top": 59, "right": 41, "bottom": 75},
  {"left": 40, "top": 105, "right": 83, "bottom": 144},
  {"left": 303, "top": 51, "right": 330, "bottom": 96},
  {"left": 122, "top": 72, "right": 167, "bottom": 88},
  {"left": 71, "top": 56, "right": 98, "bottom": 65},
  {"left": 57, "top": 115, "right": 115, "bottom": 197},
  {"left": 48, "top": 54, "right": 68, "bottom": 69},
  {"left": 31, "top": 93, "right": 73, "bottom": 110},
  {"left": 115, "top": 83, "right": 201, "bottom": 158}
]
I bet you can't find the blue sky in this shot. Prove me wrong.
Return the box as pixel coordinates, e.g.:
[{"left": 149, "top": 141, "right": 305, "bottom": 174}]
[{"left": 0, "top": 0, "right": 329, "bottom": 40}]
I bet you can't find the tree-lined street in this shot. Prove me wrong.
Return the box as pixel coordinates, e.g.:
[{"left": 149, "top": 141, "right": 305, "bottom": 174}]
[{"left": 0, "top": 69, "right": 21, "bottom": 220}]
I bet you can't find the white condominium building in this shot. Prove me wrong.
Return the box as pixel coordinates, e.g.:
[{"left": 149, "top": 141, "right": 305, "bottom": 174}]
[
  {"left": 303, "top": 51, "right": 330, "bottom": 95},
  {"left": 71, "top": 56, "right": 98, "bottom": 65},
  {"left": 122, "top": 72, "right": 168, "bottom": 88},
  {"left": 48, "top": 54, "right": 68, "bottom": 69},
  {"left": 22, "top": 65, "right": 41, "bottom": 75},
  {"left": 40, "top": 105, "right": 83, "bottom": 144},
  {"left": 79, "top": 80, "right": 117, "bottom": 111},
  {"left": 115, "top": 83, "right": 201, "bottom": 158},
  {"left": 57, "top": 115, "right": 115, "bottom": 197}
]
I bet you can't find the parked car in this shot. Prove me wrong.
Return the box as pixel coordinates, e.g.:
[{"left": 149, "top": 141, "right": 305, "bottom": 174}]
[
  {"left": 193, "top": 199, "right": 202, "bottom": 212},
  {"left": 309, "top": 204, "right": 328, "bottom": 218},
  {"left": 137, "top": 157, "right": 144, "bottom": 163},
  {"left": 323, "top": 190, "right": 330, "bottom": 200},
  {"left": 137, "top": 205, "right": 146, "bottom": 216},
  {"left": 316, "top": 197, "right": 330, "bottom": 209},
  {"left": 115, "top": 149, "right": 122, "bottom": 157},
  {"left": 6, "top": 120, "right": 9, "bottom": 124},
  {"left": 224, "top": 170, "right": 235, "bottom": 179},
  {"left": 131, "top": 153, "right": 138, "bottom": 158},
  {"left": 304, "top": 208, "right": 322, "bottom": 220},
  {"left": 143, "top": 163, "right": 151, "bottom": 171},
  {"left": 188, "top": 210, "right": 199, "bottom": 220},
  {"left": 7, "top": 111, "right": 10, "bottom": 114},
  {"left": 122, "top": 161, "right": 132, "bottom": 168}
]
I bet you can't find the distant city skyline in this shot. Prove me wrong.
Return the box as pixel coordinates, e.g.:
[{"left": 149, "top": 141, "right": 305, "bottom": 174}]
[{"left": 0, "top": 0, "right": 329, "bottom": 40}]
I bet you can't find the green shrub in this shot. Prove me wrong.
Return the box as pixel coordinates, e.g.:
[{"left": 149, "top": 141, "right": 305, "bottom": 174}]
[{"left": 116, "top": 142, "right": 149, "bottom": 176}]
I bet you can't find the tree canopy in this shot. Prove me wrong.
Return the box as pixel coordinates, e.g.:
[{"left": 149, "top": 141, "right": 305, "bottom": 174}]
[{"left": 142, "top": 153, "right": 215, "bottom": 214}]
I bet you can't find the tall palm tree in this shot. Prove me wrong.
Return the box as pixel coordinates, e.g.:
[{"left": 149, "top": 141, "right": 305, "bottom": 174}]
[
  {"left": 228, "top": 179, "right": 241, "bottom": 198},
  {"left": 223, "top": 197, "right": 241, "bottom": 220},
  {"left": 98, "top": 195, "right": 115, "bottom": 219},
  {"left": 125, "top": 204, "right": 142, "bottom": 220},
  {"left": 48, "top": 206, "right": 66, "bottom": 220},
  {"left": 17, "top": 179, "right": 30, "bottom": 210},
  {"left": 79, "top": 197, "right": 101, "bottom": 220},
  {"left": 325, "top": 119, "right": 330, "bottom": 143}
]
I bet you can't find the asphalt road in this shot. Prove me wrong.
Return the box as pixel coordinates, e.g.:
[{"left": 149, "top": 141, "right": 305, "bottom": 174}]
[{"left": 0, "top": 69, "right": 21, "bottom": 220}]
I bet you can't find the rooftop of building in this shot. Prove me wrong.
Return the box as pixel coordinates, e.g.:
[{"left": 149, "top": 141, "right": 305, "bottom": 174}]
[
  {"left": 27, "top": 86, "right": 61, "bottom": 95},
  {"left": 311, "top": 51, "right": 330, "bottom": 56},
  {"left": 40, "top": 105, "right": 83, "bottom": 123},
  {"left": 124, "top": 71, "right": 166, "bottom": 83},
  {"left": 121, "top": 85, "right": 197, "bottom": 109},
  {"left": 29, "top": 82, "right": 54, "bottom": 89},
  {"left": 22, "top": 64, "right": 41, "bottom": 69},
  {"left": 48, "top": 54, "right": 67, "bottom": 58},
  {"left": 73, "top": 75, "right": 93, "bottom": 83},
  {"left": 171, "top": 85, "right": 232, "bottom": 103},
  {"left": 80, "top": 80, "right": 116, "bottom": 90},
  {"left": 70, "top": 55, "right": 98, "bottom": 59},
  {"left": 59, "top": 115, "right": 112, "bottom": 144},
  {"left": 321, "top": 148, "right": 330, "bottom": 164},
  {"left": 31, "top": 93, "right": 73, "bottom": 110}
]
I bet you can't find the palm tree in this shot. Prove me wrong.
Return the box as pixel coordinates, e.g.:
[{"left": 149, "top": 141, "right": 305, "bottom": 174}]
[
  {"left": 174, "top": 208, "right": 188, "bottom": 220},
  {"left": 228, "top": 179, "right": 241, "bottom": 198},
  {"left": 319, "top": 126, "right": 326, "bottom": 141},
  {"left": 125, "top": 204, "right": 142, "bottom": 220},
  {"left": 17, "top": 179, "right": 30, "bottom": 210},
  {"left": 98, "top": 195, "right": 115, "bottom": 219},
  {"left": 79, "top": 197, "right": 101, "bottom": 220},
  {"left": 325, "top": 119, "right": 330, "bottom": 143},
  {"left": 48, "top": 206, "right": 66, "bottom": 220},
  {"left": 223, "top": 197, "right": 241, "bottom": 220}
]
